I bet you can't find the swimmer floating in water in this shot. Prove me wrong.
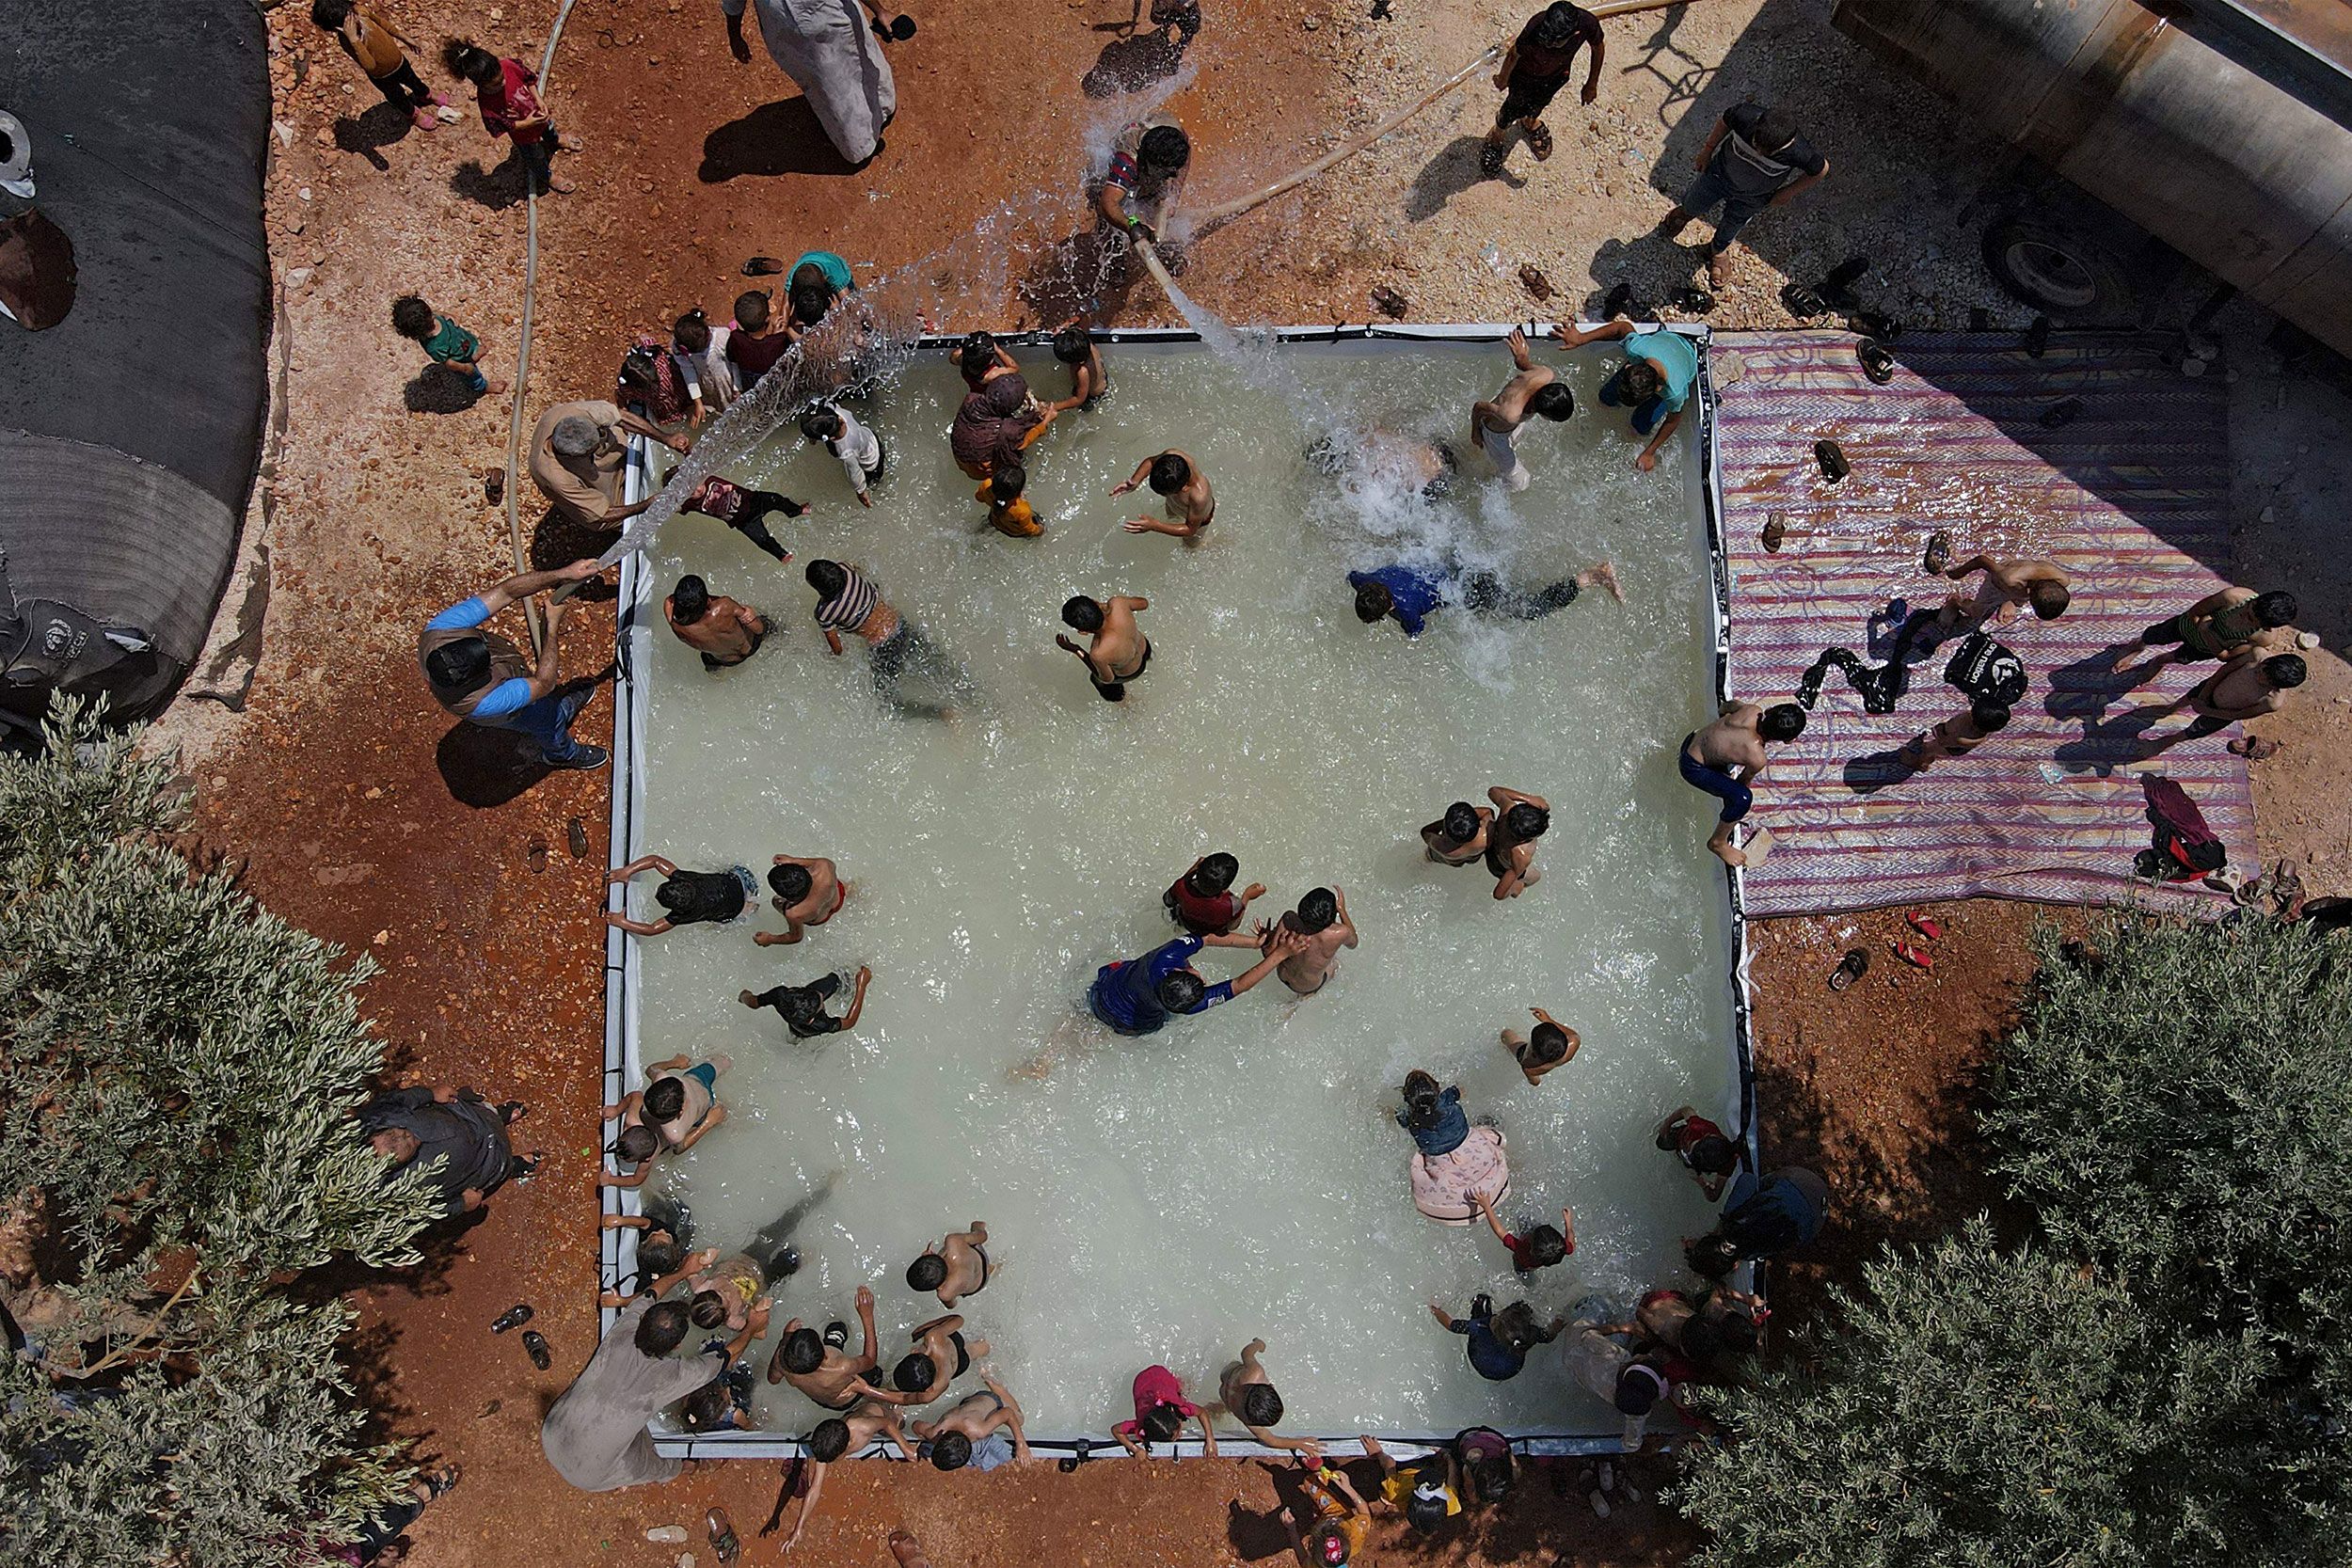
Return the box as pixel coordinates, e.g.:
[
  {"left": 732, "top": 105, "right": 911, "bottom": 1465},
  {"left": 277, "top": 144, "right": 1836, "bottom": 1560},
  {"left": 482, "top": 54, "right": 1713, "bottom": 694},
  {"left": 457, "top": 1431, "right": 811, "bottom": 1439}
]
[
  {"left": 753, "top": 854, "right": 848, "bottom": 946},
  {"left": 604, "top": 854, "right": 757, "bottom": 935},
  {"left": 1112, "top": 449, "right": 1215, "bottom": 540},
  {"left": 739, "top": 965, "right": 872, "bottom": 1040},
  {"left": 1349, "top": 559, "right": 1620, "bottom": 639},
  {"left": 1057, "top": 594, "right": 1151, "bottom": 703},
  {"left": 1469, "top": 328, "right": 1575, "bottom": 493}
]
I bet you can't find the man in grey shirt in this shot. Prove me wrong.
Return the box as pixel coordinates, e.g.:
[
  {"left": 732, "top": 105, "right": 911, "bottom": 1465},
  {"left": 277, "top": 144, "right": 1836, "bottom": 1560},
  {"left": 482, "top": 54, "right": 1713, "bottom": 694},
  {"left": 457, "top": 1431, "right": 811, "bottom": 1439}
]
[{"left": 1656, "top": 100, "right": 1829, "bottom": 287}]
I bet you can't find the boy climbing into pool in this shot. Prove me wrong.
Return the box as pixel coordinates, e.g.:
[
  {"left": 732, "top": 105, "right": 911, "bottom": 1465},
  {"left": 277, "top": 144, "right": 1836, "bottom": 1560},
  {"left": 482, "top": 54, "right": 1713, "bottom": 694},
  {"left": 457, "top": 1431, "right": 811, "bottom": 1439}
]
[
  {"left": 1165, "top": 851, "right": 1267, "bottom": 934},
  {"left": 910, "top": 1374, "right": 1031, "bottom": 1471},
  {"left": 740, "top": 966, "right": 872, "bottom": 1039},
  {"left": 597, "top": 1053, "right": 729, "bottom": 1190},
  {"left": 1112, "top": 449, "right": 1215, "bottom": 540},
  {"left": 1088, "top": 927, "right": 1306, "bottom": 1036},
  {"left": 1469, "top": 328, "right": 1576, "bottom": 492},
  {"left": 1679, "top": 700, "right": 1807, "bottom": 866},
  {"left": 1217, "top": 1338, "right": 1321, "bottom": 1459},
  {"left": 1259, "top": 886, "right": 1359, "bottom": 997},
  {"left": 1552, "top": 316, "right": 1700, "bottom": 471},
  {"left": 905, "top": 1221, "right": 993, "bottom": 1307},
  {"left": 605, "top": 853, "right": 757, "bottom": 935},
  {"left": 1057, "top": 593, "right": 1152, "bottom": 703},
  {"left": 755, "top": 854, "right": 848, "bottom": 946}
]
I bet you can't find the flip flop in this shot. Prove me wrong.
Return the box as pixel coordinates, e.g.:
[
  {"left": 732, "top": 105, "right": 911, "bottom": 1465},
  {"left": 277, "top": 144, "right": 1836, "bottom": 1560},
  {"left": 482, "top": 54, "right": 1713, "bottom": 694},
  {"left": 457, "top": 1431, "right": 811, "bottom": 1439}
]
[
  {"left": 1902, "top": 910, "right": 1944, "bottom": 942},
  {"left": 1526, "top": 122, "right": 1554, "bottom": 161},
  {"left": 1828, "top": 948, "right": 1868, "bottom": 991},
  {"left": 742, "top": 255, "right": 787, "bottom": 277},
  {"left": 707, "top": 1508, "right": 742, "bottom": 1565},
  {"left": 1922, "top": 531, "right": 1953, "bottom": 575},
  {"left": 1890, "top": 940, "right": 1933, "bottom": 972},
  {"left": 423, "top": 1465, "right": 462, "bottom": 1498},
  {"left": 1760, "top": 514, "right": 1787, "bottom": 552}
]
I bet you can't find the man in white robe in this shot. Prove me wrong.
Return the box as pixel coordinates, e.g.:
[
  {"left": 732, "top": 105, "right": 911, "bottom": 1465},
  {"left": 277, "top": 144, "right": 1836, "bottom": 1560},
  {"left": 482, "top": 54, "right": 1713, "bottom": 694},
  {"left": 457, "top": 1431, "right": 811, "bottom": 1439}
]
[{"left": 721, "top": 0, "right": 897, "bottom": 165}]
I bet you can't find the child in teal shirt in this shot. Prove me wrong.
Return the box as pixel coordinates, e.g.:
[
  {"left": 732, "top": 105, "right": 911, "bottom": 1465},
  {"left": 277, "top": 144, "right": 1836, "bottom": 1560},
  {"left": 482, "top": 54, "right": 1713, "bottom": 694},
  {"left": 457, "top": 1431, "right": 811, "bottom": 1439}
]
[{"left": 391, "top": 293, "right": 505, "bottom": 396}]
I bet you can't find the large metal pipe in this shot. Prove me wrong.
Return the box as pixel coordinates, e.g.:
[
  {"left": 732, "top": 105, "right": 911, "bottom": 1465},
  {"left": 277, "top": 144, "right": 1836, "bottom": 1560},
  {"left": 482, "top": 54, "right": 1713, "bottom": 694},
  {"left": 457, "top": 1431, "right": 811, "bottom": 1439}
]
[{"left": 1833, "top": 0, "right": 2352, "bottom": 356}]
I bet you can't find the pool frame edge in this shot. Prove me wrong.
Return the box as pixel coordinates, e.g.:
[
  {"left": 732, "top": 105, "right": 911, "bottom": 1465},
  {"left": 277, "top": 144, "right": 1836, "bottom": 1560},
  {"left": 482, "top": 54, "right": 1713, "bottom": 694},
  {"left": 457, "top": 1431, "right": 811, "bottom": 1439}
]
[{"left": 598, "top": 322, "right": 1756, "bottom": 1463}]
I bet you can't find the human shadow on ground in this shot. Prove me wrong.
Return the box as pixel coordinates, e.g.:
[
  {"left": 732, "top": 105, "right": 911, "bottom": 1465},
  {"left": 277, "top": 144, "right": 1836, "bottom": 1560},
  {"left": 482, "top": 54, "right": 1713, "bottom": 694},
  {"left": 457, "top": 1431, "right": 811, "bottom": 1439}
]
[
  {"left": 1082, "top": 7, "right": 1194, "bottom": 100},
  {"left": 528, "top": 509, "right": 624, "bottom": 603},
  {"left": 1406, "top": 135, "right": 1522, "bottom": 222},
  {"left": 294, "top": 1216, "right": 482, "bottom": 1307},
  {"left": 404, "top": 368, "right": 485, "bottom": 415},
  {"left": 700, "top": 100, "right": 862, "bottom": 182},
  {"left": 433, "top": 673, "right": 606, "bottom": 808},
  {"left": 333, "top": 103, "right": 413, "bottom": 173},
  {"left": 450, "top": 154, "right": 530, "bottom": 212},
  {"left": 1015, "top": 227, "right": 1152, "bottom": 329},
  {"left": 1613, "top": 0, "right": 1714, "bottom": 130}
]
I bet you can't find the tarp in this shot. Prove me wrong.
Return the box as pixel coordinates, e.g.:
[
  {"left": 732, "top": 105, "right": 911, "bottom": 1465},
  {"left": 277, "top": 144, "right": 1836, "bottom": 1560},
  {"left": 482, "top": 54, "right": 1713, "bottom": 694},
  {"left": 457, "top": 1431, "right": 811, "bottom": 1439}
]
[
  {"left": 0, "top": 0, "right": 272, "bottom": 732},
  {"left": 1712, "top": 329, "right": 2256, "bottom": 915}
]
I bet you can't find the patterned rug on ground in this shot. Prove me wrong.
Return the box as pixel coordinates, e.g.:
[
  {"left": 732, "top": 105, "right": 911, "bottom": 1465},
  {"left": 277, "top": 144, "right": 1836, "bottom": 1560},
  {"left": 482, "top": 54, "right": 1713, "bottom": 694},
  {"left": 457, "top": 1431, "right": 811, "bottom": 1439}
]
[{"left": 1708, "top": 328, "right": 2255, "bottom": 917}]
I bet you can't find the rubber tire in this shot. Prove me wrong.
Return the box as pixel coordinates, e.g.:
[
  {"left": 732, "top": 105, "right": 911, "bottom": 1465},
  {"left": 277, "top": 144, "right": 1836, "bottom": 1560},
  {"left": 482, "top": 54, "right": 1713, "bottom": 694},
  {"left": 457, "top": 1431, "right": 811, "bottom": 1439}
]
[{"left": 1980, "top": 215, "right": 2135, "bottom": 324}]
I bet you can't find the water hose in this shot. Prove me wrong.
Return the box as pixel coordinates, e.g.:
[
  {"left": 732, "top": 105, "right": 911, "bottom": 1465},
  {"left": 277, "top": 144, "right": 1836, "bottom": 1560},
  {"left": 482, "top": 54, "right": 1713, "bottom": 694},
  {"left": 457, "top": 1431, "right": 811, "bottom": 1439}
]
[
  {"left": 501, "top": 0, "right": 582, "bottom": 655},
  {"left": 1187, "top": 0, "right": 1727, "bottom": 232}
]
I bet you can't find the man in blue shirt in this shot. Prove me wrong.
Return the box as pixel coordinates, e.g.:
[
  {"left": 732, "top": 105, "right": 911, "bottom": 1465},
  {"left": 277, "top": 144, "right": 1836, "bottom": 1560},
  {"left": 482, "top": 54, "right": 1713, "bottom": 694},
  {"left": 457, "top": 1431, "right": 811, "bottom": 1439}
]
[
  {"left": 1088, "top": 927, "right": 1301, "bottom": 1036},
  {"left": 417, "top": 559, "right": 611, "bottom": 769},
  {"left": 1687, "top": 1164, "right": 1829, "bottom": 1276},
  {"left": 1552, "top": 317, "right": 1701, "bottom": 472}
]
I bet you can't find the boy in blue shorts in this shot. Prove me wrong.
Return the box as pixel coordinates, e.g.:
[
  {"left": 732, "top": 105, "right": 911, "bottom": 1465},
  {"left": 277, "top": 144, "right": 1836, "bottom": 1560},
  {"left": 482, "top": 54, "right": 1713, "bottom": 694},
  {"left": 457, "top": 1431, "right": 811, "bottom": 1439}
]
[{"left": 1679, "top": 700, "right": 1806, "bottom": 867}]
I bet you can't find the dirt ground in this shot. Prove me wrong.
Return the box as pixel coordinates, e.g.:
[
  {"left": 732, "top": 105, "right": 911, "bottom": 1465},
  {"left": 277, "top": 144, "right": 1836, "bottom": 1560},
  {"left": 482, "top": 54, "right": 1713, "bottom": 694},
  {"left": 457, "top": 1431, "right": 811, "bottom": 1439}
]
[{"left": 141, "top": 0, "right": 2349, "bottom": 1563}]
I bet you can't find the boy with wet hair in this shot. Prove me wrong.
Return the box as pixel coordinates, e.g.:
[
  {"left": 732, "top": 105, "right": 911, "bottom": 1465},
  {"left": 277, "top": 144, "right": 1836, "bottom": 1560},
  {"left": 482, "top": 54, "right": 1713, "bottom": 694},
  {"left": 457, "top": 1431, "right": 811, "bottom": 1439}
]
[
  {"left": 905, "top": 1220, "right": 992, "bottom": 1307},
  {"left": 1050, "top": 325, "right": 1108, "bottom": 411},
  {"left": 1164, "top": 851, "right": 1265, "bottom": 933},
  {"left": 1470, "top": 328, "right": 1575, "bottom": 493},
  {"left": 664, "top": 574, "right": 769, "bottom": 671},
  {"left": 724, "top": 288, "right": 794, "bottom": 387},
  {"left": 740, "top": 966, "right": 872, "bottom": 1040},
  {"left": 445, "top": 39, "right": 575, "bottom": 194},
  {"left": 1217, "top": 1338, "right": 1320, "bottom": 1458},
  {"left": 2142, "top": 649, "right": 2306, "bottom": 752},
  {"left": 1501, "top": 1006, "right": 1580, "bottom": 1085},
  {"left": 597, "top": 1054, "right": 729, "bottom": 1189},
  {"left": 1472, "top": 1188, "right": 1575, "bottom": 1273},
  {"left": 978, "top": 461, "right": 1042, "bottom": 538},
  {"left": 2111, "top": 584, "right": 2300, "bottom": 681},
  {"left": 1422, "top": 800, "right": 1495, "bottom": 865},
  {"left": 1485, "top": 786, "right": 1549, "bottom": 900},
  {"left": 1261, "top": 885, "right": 1359, "bottom": 997},
  {"left": 1113, "top": 448, "right": 1215, "bottom": 539},
  {"left": 800, "top": 400, "right": 885, "bottom": 506},
  {"left": 391, "top": 294, "right": 504, "bottom": 395},
  {"left": 1680, "top": 700, "right": 1808, "bottom": 866},
  {"left": 1655, "top": 100, "right": 1829, "bottom": 287},
  {"left": 1554, "top": 315, "right": 1701, "bottom": 471},
  {"left": 1924, "top": 544, "right": 2071, "bottom": 629},
  {"left": 677, "top": 472, "right": 807, "bottom": 563},
  {"left": 755, "top": 853, "right": 847, "bottom": 946},
  {"left": 892, "top": 1313, "right": 989, "bottom": 1402},
  {"left": 1482, "top": 2, "right": 1606, "bottom": 176},
  {"left": 912, "top": 1374, "right": 1031, "bottom": 1471},
  {"left": 1057, "top": 593, "right": 1152, "bottom": 703},
  {"left": 1099, "top": 116, "right": 1191, "bottom": 245},
  {"left": 1655, "top": 1104, "right": 1744, "bottom": 1201},
  {"left": 768, "top": 1284, "right": 893, "bottom": 1409},
  {"left": 1089, "top": 927, "right": 1303, "bottom": 1036}
]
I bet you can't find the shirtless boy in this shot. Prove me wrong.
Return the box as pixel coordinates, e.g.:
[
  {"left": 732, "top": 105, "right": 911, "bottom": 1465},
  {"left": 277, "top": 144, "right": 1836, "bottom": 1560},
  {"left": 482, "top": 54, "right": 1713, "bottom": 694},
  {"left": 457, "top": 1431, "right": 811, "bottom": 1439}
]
[
  {"left": 597, "top": 1053, "right": 728, "bottom": 1189},
  {"left": 1502, "top": 1006, "right": 1580, "bottom": 1085},
  {"left": 665, "top": 575, "right": 769, "bottom": 671},
  {"left": 1218, "top": 1338, "right": 1321, "bottom": 1459},
  {"left": 1057, "top": 594, "right": 1152, "bottom": 703},
  {"left": 892, "top": 1313, "right": 991, "bottom": 1402},
  {"left": 785, "top": 1401, "right": 915, "bottom": 1548},
  {"left": 1113, "top": 450, "right": 1215, "bottom": 540},
  {"left": 1922, "top": 538, "right": 2071, "bottom": 628},
  {"left": 1260, "top": 886, "right": 1359, "bottom": 997},
  {"left": 910, "top": 1375, "right": 1031, "bottom": 1471},
  {"left": 1485, "top": 786, "right": 1550, "bottom": 900},
  {"left": 755, "top": 853, "right": 847, "bottom": 946},
  {"left": 1678, "top": 701, "right": 1807, "bottom": 866},
  {"left": 1470, "top": 328, "right": 1575, "bottom": 493},
  {"left": 2140, "top": 650, "right": 2305, "bottom": 753},
  {"left": 2110, "top": 585, "right": 2298, "bottom": 683},
  {"left": 905, "top": 1221, "right": 993, "bottom": 1307},
  {"left": 768, "top": 1284, "right": 891, "bottom": 1410},
  {"left": 1050, "top": 325, "right": 1108, "bottom": 412},
  {"left": 1422, "top": 800, "right": 1495, "bottom": 866}
]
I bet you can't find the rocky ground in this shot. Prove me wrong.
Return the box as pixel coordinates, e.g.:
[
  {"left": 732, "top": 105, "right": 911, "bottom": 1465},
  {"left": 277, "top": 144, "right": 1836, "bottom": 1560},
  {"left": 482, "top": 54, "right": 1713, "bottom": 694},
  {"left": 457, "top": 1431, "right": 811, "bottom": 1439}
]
[{"left": 139, "top": 0, "right": 2349, "bottom": 1563}]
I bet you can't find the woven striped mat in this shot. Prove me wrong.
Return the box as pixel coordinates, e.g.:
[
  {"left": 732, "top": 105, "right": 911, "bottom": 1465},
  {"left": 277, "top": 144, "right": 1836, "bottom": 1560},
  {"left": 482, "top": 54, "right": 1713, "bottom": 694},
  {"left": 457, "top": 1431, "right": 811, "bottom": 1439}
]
[{"left": 1709, "top": 329, "right": 2254, "bottom": 917}]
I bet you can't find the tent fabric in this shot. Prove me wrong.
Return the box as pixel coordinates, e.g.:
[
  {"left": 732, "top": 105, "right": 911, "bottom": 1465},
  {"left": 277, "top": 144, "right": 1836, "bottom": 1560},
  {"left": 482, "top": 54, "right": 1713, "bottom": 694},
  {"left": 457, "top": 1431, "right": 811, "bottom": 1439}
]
[{"left": 0, "top": 0, "right": 272, "bottom": 730}]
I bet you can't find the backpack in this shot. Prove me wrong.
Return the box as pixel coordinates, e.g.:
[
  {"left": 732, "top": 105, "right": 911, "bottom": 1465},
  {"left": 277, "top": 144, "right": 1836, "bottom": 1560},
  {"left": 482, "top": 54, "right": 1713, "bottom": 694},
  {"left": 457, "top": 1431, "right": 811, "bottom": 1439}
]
[
  {"left": 2139, "top": 776, "right": 2225, "bottom": 880},
  {"left": 1943, "top": 631, "right": 2027, "bottom": 706}
]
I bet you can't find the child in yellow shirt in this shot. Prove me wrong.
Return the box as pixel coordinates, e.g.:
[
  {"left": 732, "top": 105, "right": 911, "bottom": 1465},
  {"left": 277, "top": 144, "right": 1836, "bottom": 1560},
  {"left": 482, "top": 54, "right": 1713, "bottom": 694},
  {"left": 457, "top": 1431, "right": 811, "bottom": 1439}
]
[{"left": 979, "top": 462, "right": 1042, "bottom": 538}]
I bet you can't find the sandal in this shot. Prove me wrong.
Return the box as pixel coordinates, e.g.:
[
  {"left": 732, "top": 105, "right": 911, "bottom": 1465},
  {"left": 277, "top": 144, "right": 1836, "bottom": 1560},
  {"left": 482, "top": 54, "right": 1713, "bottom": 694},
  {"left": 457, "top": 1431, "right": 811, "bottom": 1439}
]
[
  {"left": 707, "top": 1507, "right": 741, "bottom": 1565},
  {"left": 1828, "top": 948, "right": 1868, "bottom": 991},
  {"left": 1903, "top": 910, "right": 1945, "bottom": 942},
  {"left": 423, "top": 1465, "right": 462, "bottom": 1498},
  {"left": 1890, "top": 940, "right": 1933, "bottom": 972},
  {"left": 496, "top": 1100, "right": 528, "bottom": 1125},
  {"left": 1526, "top": 121, "right": 1554, "bottom": 161},
  {"left": 1922, "top": 530, "right": 1952, "bottom": 576},
  {"left": 742, "top": 255, "right": 787, "bottom": 277}
]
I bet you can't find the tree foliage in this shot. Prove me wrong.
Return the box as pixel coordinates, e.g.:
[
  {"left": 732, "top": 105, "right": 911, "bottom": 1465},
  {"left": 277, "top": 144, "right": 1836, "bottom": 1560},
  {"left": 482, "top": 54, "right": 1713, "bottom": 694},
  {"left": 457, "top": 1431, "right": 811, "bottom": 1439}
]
[
  {"left": 1677, "top": 914, "right": 2352, "bottom": 1566},
  {"left": 0, "top": 702, "right": 441, "bottom": 1567}
]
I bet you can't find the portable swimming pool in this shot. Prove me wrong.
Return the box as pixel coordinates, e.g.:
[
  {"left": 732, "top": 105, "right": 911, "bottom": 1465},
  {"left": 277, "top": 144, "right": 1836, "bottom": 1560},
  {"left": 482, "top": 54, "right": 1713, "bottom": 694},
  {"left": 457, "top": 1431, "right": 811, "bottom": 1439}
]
[{"left": 597, "top": 325, "right": 1753, "bottom": 1459}]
